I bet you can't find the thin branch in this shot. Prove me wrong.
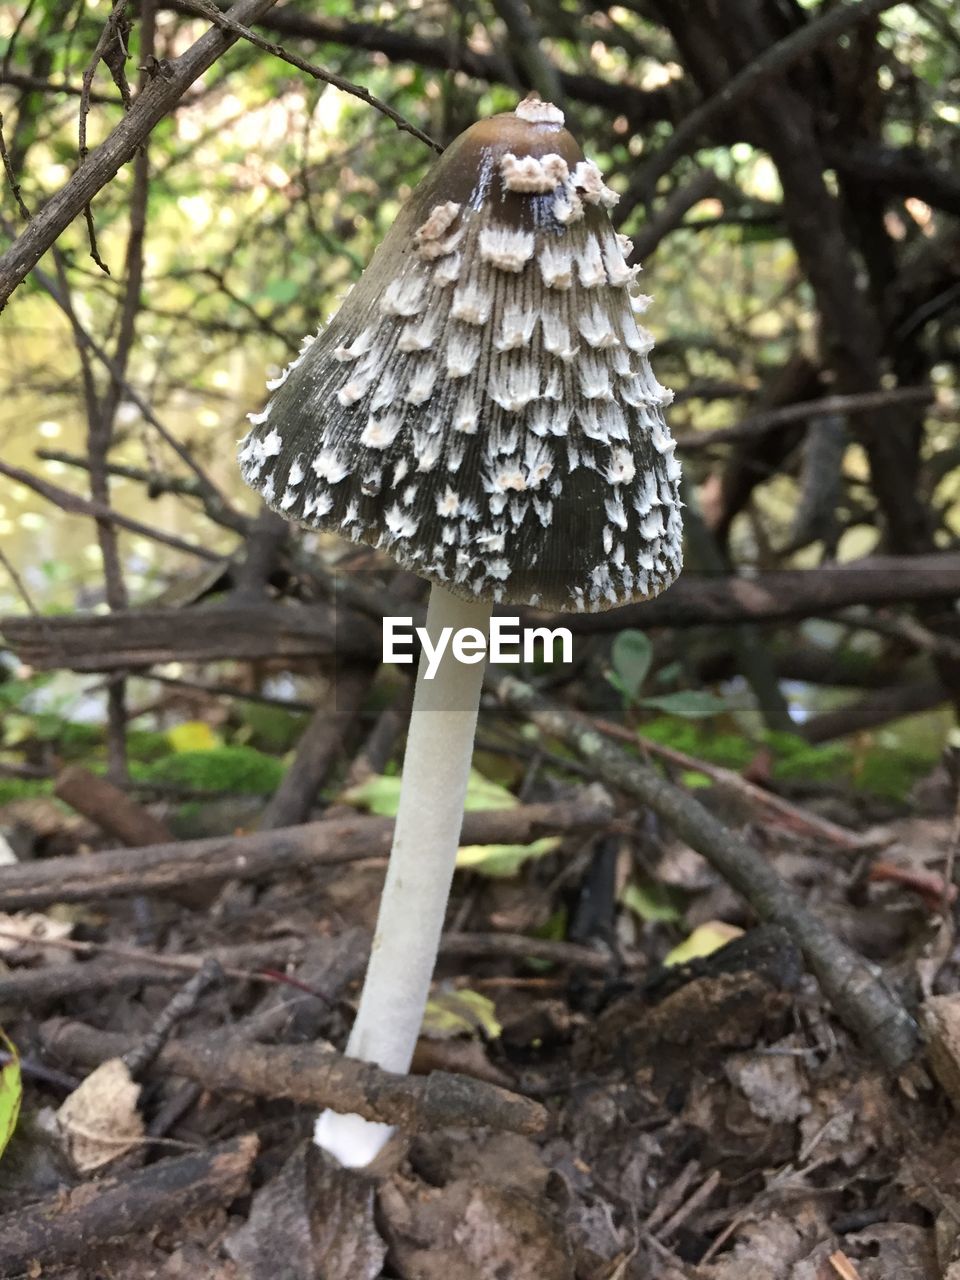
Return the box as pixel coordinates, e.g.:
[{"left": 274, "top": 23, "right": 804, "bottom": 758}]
[
  {"left": 35, "top": 449, "right": 209, "bottom": 504},
  {"left": 673, "top": 386, "right": 935, "bottom": 451},
  {"left": 0, "top": 460, "right": 224, "bottom": 562},
  {"left": 4, "top": 240, "right": 248, "bottom": 533},
  {"left": 78, "top": 0, "right": 133, "bottom": 275},
  {"left": 0, "top": 115, "right": 32, "bottom": 219},
  {"left": 0, "top": 545, "right": 40, "bottom": 615},
  {"left": 0, "top": 0, "right": 281, "bottom": 310},
  {"left": 186, "top": 0, "right": 441, "bottom": 153},
  {"left": 489, "top": 670, "right": 920, "bottom": 1073},
  {"left": 638, "top": 0, "right": 903, "bottom": 194},
  {"left": 0, "top": 70, "right": 121, "bottom": 104}
]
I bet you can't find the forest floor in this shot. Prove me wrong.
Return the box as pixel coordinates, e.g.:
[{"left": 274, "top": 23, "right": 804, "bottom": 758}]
[{"left": 1, "top": 745, "right": 959, "bottom": 1280}]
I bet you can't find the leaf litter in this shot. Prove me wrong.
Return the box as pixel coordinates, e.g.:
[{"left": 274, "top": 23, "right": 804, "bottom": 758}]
[{"left": 2, "top": 775, "right": 960, "bottom": 1277}]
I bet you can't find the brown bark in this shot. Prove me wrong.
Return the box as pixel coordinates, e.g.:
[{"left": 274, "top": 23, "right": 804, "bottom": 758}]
[
  {"left": 41, "top": 1018, "right": 548, "bottom": 1136},
  {"left": 0, "top": 797, "right": 614, "bottom": 911},
  {"left": 0, "top": 601, "right": 381, "bottom": 670},
  {"left": 545, "top": 554, "right": 960, "bottom": 633},
  {"left": 260, "top": 666, "right": 373, "bottom": 829},
  {"left": 55, "top": 764, "right": 174, "bottom": 846},
  {"left": 0, "top": 1136, "right": 258, "bottom": 1275}
]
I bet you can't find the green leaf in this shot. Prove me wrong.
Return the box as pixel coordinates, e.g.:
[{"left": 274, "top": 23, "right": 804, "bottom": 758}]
[
  {"left": 681, "top": 770, "right": 713, "bottom": 789},
  {"left": 422, "top": 989, "right": 501, "bottom": 1040},
  {"left": 463, "top": 770, "right": 518, "bottom": 811},
  {"left": 0, "top": 1028, "right": 22, "bottom": 1162},
  {"left": 610, "top": 630, "right": 653, "bottom": 700},
  {"left": 620, "top": 879, "right": 683, "bottom": 923},
  {"left": 342, "top": 768, "right": 517, "bottom": 818},
  {"left": 339, "top": 773, "right": 402, "bottom": 816},
  {"left": 639, "top": 690, "right": 728, "bottom": 719},
  {"left": 456, "top": 836, "right": 560, "bottom": 877}
]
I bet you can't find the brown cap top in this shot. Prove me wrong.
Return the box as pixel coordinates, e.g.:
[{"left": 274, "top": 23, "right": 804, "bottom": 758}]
[{"left": 238, "top": 97, "right": 682, "bottom": 612}]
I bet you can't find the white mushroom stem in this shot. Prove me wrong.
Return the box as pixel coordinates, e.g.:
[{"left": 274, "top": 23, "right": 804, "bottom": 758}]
[{"left": 314, "top": 584, "right": 493, "bottom": 1168}]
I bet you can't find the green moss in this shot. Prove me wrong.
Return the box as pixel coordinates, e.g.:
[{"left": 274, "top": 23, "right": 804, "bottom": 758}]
[
  {"left": 126, "top": 729, "right": 171, "bottom": 762},
  {"left": 854, "top": 746, "right": 939, "bottom": 799},
  {"left": 38, "top": 718, "right": 101, "bottom": 756},
  {"left": 640, "top": 718, "right": 755, "bottom": 770},
  {"left": 0, "top": 777, "right": 53, "bottom": 806},
  {"left": 766, "top": 732, "right": 851, "bottom": 784},
  {"left": 639, "top": 720, "right": 934, "bottom": 803},
  {"left": 135, "top": 745, "right": 284, "bottom": 795}
]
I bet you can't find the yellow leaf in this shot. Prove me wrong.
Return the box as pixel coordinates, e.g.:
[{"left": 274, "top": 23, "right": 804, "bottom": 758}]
[
  {"left": 166, "top": 721, "right": 220, "bottom": 753},
  {"left": 456, "top": 836, "right": 560, "bottom": 877},
  {"left": 0, "top": 1027, "right": 22, "bottom": 1162},
  {"left": 422, "top": 989, "right": 501, "bottom": 1040},
  {"left": 664, "top": 921, "right": 743, "bottom": 967}
]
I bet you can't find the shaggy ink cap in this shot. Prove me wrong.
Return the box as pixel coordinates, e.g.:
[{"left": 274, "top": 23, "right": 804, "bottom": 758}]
[{"left": 239, "top": 96, "right": 683, "bottom": 612}]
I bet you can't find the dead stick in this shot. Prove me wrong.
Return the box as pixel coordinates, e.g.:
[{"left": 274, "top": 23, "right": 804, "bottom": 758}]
[
  {"left": 0, "top": 799, "right": 613, "bottom": 910},
  {"left": 0, "top": 1135, "right": 258, "bottom": 1274},
  {"left": 0, "top": 929, "right": 621, "bottom": 1007},
  {"left": 440, "top": 931, "right": 627, "bottom": 973},
  {"left": 41, "top": 1018, "right": 547, "bottom": 1136},
  {"left": 55, "top": 763, "right": 174, "bottom": 846},
  {"left": 260, "top": 665, "right": 372, "bottom": 829},
  {"left": 0, "top": 937, "right": 309, "bottom": 1005},
  {"left": 490, "top": 671, "right": 920, "bottom": 1072}
]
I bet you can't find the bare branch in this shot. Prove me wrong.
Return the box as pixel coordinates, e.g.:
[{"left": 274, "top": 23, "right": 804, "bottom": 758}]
[
  {"left": 0, "top": 0, "right": 281, "bottom": 311},
  {"left": 189, "top": 0, "right": 441, "bottom": 153}
]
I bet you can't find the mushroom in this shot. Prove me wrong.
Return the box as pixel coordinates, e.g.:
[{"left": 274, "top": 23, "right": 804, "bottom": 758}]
[{"left": 238, "top": 95, "right": 683, "bottom": 1167}]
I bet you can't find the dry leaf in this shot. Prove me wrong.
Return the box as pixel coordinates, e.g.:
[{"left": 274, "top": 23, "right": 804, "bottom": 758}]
[
  {"left": 726, "top": 1038, "right": 811, "bottom": 1124},
  {"left": 0, "top": 911, "right": 73, "bottom": 965},
  {"left": 923, "top": 995, "right": 960, "bottom": 1109},
  {"left": 379, "top": 1175, "right": 573, "bottom": 1280},
  {"left": 56, "top": 1057, "right": 144, "bottom": 1173},
  {"left": 225, "top": 1141, "right": 385, "bottom": 1280}
]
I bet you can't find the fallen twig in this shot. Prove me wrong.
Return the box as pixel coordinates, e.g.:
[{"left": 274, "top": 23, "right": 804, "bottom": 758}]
[
  {"left": 55, "top": 763, "right": 174, "bottom": 846},
  {"left": 260, "top": 665, "right": 373, "bottom": 829},
  {"left": 41, "top": 1017, "right": 548, "bottom": 1136},
  {"left": 123, "top": 957, "right": 224, "bottom": 1077},
  {"left": 0, "top": 1134, "right": 258, "bottom": 1274},
  {"left": 0, "top": 798, "right": 613, "bottom": 911},
  {"left": 0, "top": 936, "right": 309, "bottom": 1005},
  {"left": 489, "top": 671, "right": 920, "bottom": 1072}
]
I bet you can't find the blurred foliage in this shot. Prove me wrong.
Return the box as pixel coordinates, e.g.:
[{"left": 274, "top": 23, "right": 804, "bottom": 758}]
[{"left": 0, "top": 0, "right": 957, "bottom": 818}]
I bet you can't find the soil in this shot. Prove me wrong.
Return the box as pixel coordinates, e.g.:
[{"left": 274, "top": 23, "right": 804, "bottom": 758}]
[{"left": 1, "top": 776, "right": 959, "bottom": 1280}]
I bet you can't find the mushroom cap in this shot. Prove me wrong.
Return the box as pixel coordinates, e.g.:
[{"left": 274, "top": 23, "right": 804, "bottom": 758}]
[{"left": 238, "top": 98, "right": 682, "bottom": 612}]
